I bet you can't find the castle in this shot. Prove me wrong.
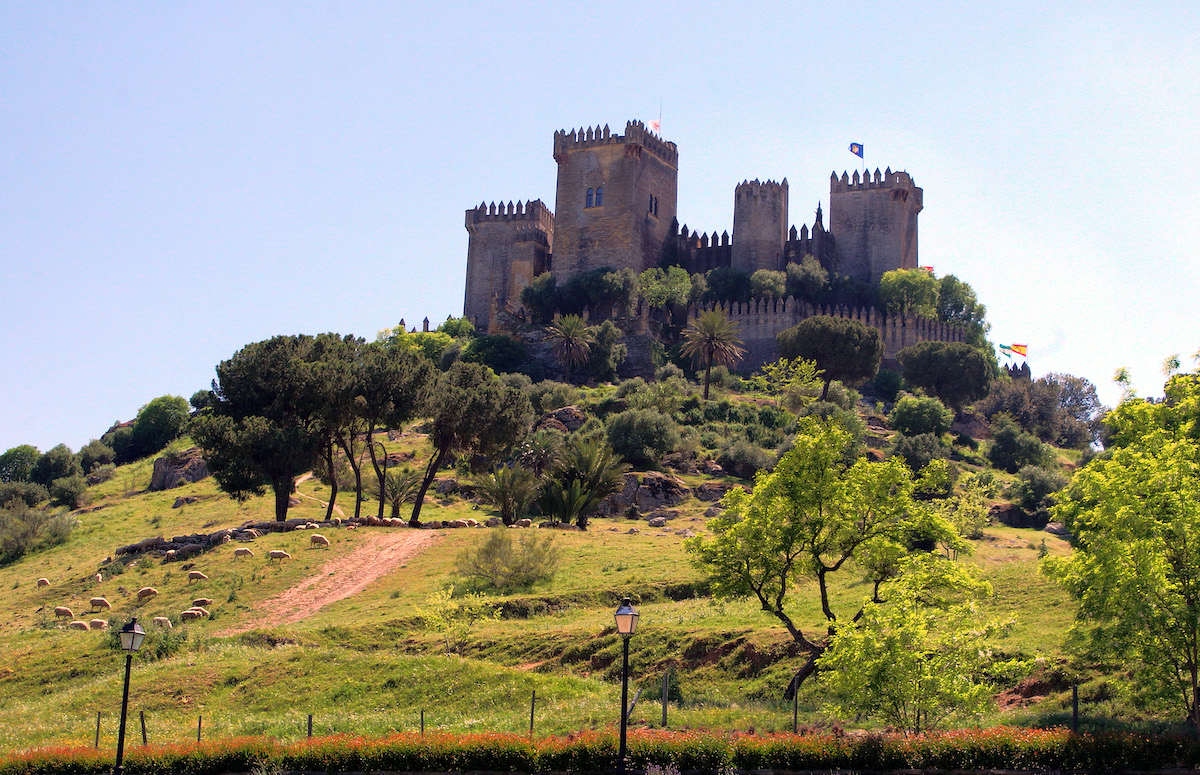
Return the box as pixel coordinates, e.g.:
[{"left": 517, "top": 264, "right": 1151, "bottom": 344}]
[{"left": 463, "top": 119, "right": 924, "bottom": 328}]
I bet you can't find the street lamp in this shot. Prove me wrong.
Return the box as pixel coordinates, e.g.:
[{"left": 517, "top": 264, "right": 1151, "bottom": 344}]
[
  {"left": 614, "top": 598, "right": 639, "bottom": 775},
  {"left": 113, "top": 618, "right": 146, "bottom": 775}
]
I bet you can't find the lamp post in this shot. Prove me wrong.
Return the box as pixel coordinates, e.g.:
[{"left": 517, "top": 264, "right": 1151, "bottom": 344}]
[
  {"left": 113, "top": 618, "right": 146, "bottom": 775},
  {"left": 614, "top": 598, "right": 639, "bottom": 775}
]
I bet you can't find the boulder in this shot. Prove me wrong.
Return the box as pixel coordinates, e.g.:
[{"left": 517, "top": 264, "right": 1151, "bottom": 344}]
[
  {"left": 172, "top": 496, "right": 199, "bottom": 508},
  {"left": 1044, "top": 522, "right": 1071, "bottom": 537},
  {"left": 951, "top": 413, "right": 991, "bottom": 440},
  {"left": 704, "top": 505, "right": 723, "bottom": 518},
  {"left": 699, "top": 459, "right": 726, "bottom": 476},
  {"left": 538, "top": 405, "right": 588, "bottom": 433},
  {"left": 148, "top": 448, "right": 210, "bottom": 491},
  {"left": 434, "top": 477, "right": 458, "bottom": 495},
  {"left": 634, "top": 472, "right": 692, "bottom": 510},
  {"left": 694, "top": 482, "right": 736, "bottom": 502},
  {"left": 596, "top": 473, "right": 640, "bottom": 516},
  {"left": 990, "top": 503, "right": 1047, "bottom": 529},
  {"left": 648, "top": 516, "right": 668, "bottom": 528},
  {"left": 675, "top": 528, "right": 697, "bottom": 538}
]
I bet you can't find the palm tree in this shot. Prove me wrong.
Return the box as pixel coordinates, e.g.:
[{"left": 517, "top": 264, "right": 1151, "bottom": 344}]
[
  {"left": 681, "top": 309, "right": 747, "bottom": 400},
  {"left": 547, "top": 315, "right": 596, "bottom": 383},
  {"left": 475, "top": 464, "right": 541, "bottom": 525},
  {"left": 539, "top": 435, "right": 630, "bottom": 529}
]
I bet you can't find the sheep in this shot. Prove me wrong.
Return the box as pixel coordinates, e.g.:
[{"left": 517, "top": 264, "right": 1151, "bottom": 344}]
[
  {"left": 54, "top": 606, "right": 73, "bottom": 619},
  {"left": 267, "top": 550, "right": 291, "bottom": 562},
  {"left": 89, "top": 596, "right": 112, "bottom": 611},
  {"left": 309, "top": 533, "right": 330, "bottom": 548},
  {"left": 165, "top": 549, "right": 177, "bottom": 561},
  {"left": 189, "top": 606, "right": 210, "bottom": 617},
  {"left": 233, "top": 547, "right": 254, "bottom": 559},
  {"left": 136, "top": 586, "right": 158, "bottom": 604},
  {"left": 192, "top": 597, "right": 213, "bottom": 608},
  {"left": 180, "top": 609, "right": 203, "bottom": 621},
  {"left": 152, "top": 616, "right": 172, "bottom": 628},
  {"left": 88, "top": 619, "right": 108, "bottom": 630},
  {"left": 94, "top": 573, "right": 102, "bottom": 583},
  {"left": 187, "top": 571, "right": 208, "bottom": 583},
  {"left": 331, "top": 517, "right": 341, "bottom": 527},
  {"left": 345, "top": 524, "right": 358, "bottom": 530},
  {"left": 68, "top": 620, "right": 89, "bottom": 630},
  {"left": 36, "top": 578, "right": 49, "bottom": 588}
]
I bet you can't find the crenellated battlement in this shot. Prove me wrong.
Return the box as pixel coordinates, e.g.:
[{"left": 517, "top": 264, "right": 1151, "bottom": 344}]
[
  {"left": 465, "top": 199, "right": 554, "bottom": 232},
  {"left": 735, "top": 178, "right": 788, "bottom": 198},
  {"left": 830, "top": 167, "right": 917, "bottom": 193},
  {"left": 553, "top": 120, "right": 679, "bottom": 167}
]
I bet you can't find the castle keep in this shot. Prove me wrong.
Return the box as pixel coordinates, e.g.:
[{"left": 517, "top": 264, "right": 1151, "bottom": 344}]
[{"left": 464, "top": 119, "right": 924, "bottom": 329}]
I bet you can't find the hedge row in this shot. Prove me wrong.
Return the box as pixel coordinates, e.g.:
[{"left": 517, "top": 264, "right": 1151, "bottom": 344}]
[{"left": 4, "top": 728, "right": 1200, "bottom": 775}]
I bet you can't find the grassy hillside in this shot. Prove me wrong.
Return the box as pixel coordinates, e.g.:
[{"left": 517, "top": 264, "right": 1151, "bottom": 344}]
[{"left": 0, "top": 386, "right": 1089, "bottom": 753}]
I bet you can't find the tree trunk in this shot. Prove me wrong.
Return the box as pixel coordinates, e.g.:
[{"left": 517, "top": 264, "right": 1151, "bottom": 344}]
[
  {"left": 820, "top": 377, "right": 832, "bottom": 402},
  {"left": 410, "top": 447, "right": 448, "bottom": 526},
  {"left": 334, "top": 434, "right": 364, "bottom": 521},
  {"left": 272, "top": 476, "right": 293, "bottom": 522},
  {"left": 323, "top": 441, "right": 338, "bottom": 522},
  {"left": 781, "top": 651, "right": 822, "bottom": 700},
  {"left": 702, "top": 359, "right": 712, "bottom": 401},
  {"left": 366, "top": 431, "right": 388, "bottom": 520}
]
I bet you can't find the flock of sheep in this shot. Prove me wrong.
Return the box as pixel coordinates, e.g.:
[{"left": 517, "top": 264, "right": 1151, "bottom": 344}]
[{"left": 40, "top": 531, "right": 333, "bottom": 633}]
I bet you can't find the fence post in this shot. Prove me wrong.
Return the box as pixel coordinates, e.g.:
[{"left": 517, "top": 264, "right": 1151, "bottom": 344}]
[
  {"left": 529, "top": 691, "right": 535, "bottom": 738},
  {"left": 661, "top": 673, "right": 668, "bottom": 728},
  {"left": 1072, "top": 684, "right": 1079, "bottom": 732},
  {"left": 197, "top": 715, "right": 202, "bottom": 742},
  {"left": 420, "top": 709, "right": 424, "bottom": 735},
  {"left": 94, "top": 712, "right": 101, "bottom": 749},
  {"left": 307, "top": 714, "right": 313, "bottom": 738},
  {"left": 140, "top": 710, "right": 147, "bottom": 746}
]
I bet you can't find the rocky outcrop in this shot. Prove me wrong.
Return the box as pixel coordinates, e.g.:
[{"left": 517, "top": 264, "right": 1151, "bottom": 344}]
[
  {"left": 536, "top": 405, "right": 588, "bottom": 433},
  {"left": 148, "top": 448, "right": 209, "bottom": 491},
  {"left": 990, "top": 502, "right": 1047, "bottom": 529},
  {"left": 634, "top": 472, "right": 691, "bottom": 510}
]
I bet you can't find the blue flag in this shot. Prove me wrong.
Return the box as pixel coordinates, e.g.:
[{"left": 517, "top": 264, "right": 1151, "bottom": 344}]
[{"left": 849, "top": 143, "right": 864, "bottom": 158}]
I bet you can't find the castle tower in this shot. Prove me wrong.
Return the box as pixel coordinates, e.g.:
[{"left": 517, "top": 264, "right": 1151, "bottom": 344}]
[
  {"left": 732, "top": 178, "right": 788, "bottom": 274},
  {"left": 463, "top": 199, "right": 553, "bottom": 327},
  {"left": 550, "top": 121, "right": 679, "bottom": 281},
  {"left": 828, "top": 168, "right": 922, "bottom": 285}
]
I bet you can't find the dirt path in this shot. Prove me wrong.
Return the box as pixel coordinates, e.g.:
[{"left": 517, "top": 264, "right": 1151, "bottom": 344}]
[{"left": 220, "top": 529, "right": 439, "bottom": 635}]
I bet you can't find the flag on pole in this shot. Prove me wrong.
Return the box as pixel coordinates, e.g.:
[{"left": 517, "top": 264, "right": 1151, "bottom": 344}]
[
  {"left": 1011, "top": 344, "right": 1028, "bottom": 357},
  {"left": 999, "top": 344, "right": 1014, "bottom": 359},
  {"left": 649, "top": 119, "right": 661, "bottom": 133},
  {"left": 849, "top": 142, "right": 864, "bottom": 158},
  {"left": 919, "top": 266, "right": 934, "bottom": 273}
]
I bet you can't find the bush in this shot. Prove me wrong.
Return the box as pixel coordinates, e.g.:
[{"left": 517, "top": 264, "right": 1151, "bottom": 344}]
[
  {"left": 0, "top": 503, "right": 75, "bottom": 564},
  {"left": 1011, "top": 465, "right": 1068, "bottom": 514},
  {"left": 461, "top": 334, "right": 527, "bottom": 373},
  {"left": 796, "top": 401, "right": 866, "bottom": 444},
  {"left": 873, "top": 369, "right": 905, "bottom": 401},
  {"left": 456, "top": 530, "right": 560, "bottom": 591},
  {"left": 655, "top": 363, "right": 686, "bottom": 382},
  {"left": 718, "top": 440, "right": 772, "bottom": 479},
  {"left": 988, "top": 415, "right": 1048, "bottom": 473},
  {"left": 79, "top": 439, "right": 115, "bottom": 473},
  {"left": 614, "top": 377, "right": 646, "bottom": 399},
  {"left": 29, "top": 444, "right": 80, "bottom": 488},
  {"left": 49, "top": 475, "right": 90, "bottom": 509},
  {"left": 892, "top": 433, "right": 946, "bottom": 474},
  {"left": 889, "top": 394, "right": 954, "bottom": 437},
  {"left": 0, "top": 481, "right": 49, "bottom": 508},
  {"left": 605, "top": 409, "right": 682, "bottom": 468},
  {"left": 526, "top": 381, "right": 580, "bottom": 415}
]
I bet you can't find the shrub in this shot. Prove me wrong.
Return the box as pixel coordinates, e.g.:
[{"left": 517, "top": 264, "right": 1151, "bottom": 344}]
[
  {"left": 892, "top": 433, "right": 946, "bottom": 474},
  {"left": 79, "top": 439, "right": 115, "bottom": 473},
  {"left": 49, "top": 475, "right": 90, "bottom": 509},
  {"left": 718, "top": 440, "right": 772, "bottom": 479},
  {"left": 461, "top": 334, "right": 527, "bottom": 373},
  {"left": 614, "top": 377, "right": 647, "bottom": 399},
  {"left": 988, "top": 415, "right": 1048, "bottom": 473},
  {"left": 527, "top": 381, "right": 580, "bottom": 415},
  {"left": 0, "top": 503, "right": 75, "bottom": 564},
  {"left": 796, "top": 401, "right": 866, "bottom": 444},
  {"left": 655, "top": 363, "right": 686, "bottom": 382},
  {"left": 873, "top": 368, "right": 905, "bottom": 401},
  {"left": 456, "top": 530, "right": 560, "bottom": 591},
  {"left": 889, "top": 394, "right": 954, "bottom": 437},
  {"left": 605, "top": 409, "right": 682, "bottom": 468},
  {"left": 0, "top": 481, "right": 49, "bottom": 508},
  {"left": 1011, "top": 465, "right": 1068, "bottom": 514},
  {"left": 437, "top": 317, "right": 476, "bottom": 338}
]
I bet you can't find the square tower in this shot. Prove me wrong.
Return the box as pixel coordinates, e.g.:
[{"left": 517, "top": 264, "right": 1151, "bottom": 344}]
[
  {"left": 829, "top": 168, "right": 922, "bottom": 285},
  {"left": 550, "top": 121, "right": 679, "bottom": 281}
]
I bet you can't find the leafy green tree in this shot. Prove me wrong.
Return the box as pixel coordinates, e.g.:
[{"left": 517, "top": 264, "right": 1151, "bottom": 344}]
[
  {"left": 785, "top": 256, "right": 829, "bottom": 304},
  {"left": 820, "top": 556, "right": 1020, "bottom": 734},
  {"left": 889, "top": 394, "right": 954, "bottom": 437},
  {"left": 461, "top": 334, "right": 527, "bottom": 373},
  {"left": 190, "top": 334, "right": 333, "bottom": 522},
  {"left": 750, "top": 269, "right": 786, "bottom": 300},
  {"left": 703, "top": 266, "right": 752, "bottom": 304},
  {"left": 879, "top": 268, "right": 939, "bottom": 318},
  {"left": 891, "top": 432, "right": 947, "bottom": 475},
  {"left": 1011, "top": 464, "right": 1067, "bottom": 516},
  {"left": 49, "top": 475, "right": 90, "bottom": 509},
  {"left": 519, "top": 272, "right": 558, "bottom": 323},
  {"left": 777, "top": 315, "right": 883, "bottom": 401},
  {"left": 936, "top": 274, "right": 989, "bottom": 346},
  {"left": 688, "top": 417, "right": 965, "bottom": 694},
  {"left": 308, "top": 335, "right": 366, "bottom": 521},
  {"left": 410, "top": 362, "right": 533, "bottom": 525},
  {"left": 474, "top": 464, "right": 541, "bottom": 525},
  {"left": 585, "top": 320, "right": 627, "bottom": 383},
  {"left": 30, "top": 444, "right": 80, "bottom": 488},
  {"left": 680, "top": 310, "right": 746, "bottom": 400},
  {"left": 637, "top": 266, "right": 691, "bottom": 311},
  {"left": 78, "top": 439, "right": 115, "bottom": 474},
  {"left": 557, "top": 266, "right": 629, "bottom": 317},
  {"left": 437, "top": 317, "right": 476, "bottom": 338},
  {"left": 1044, "top": 369, "right": 1200, "bottom": 729},
  {"left": 745, "top": 357, "right": 822, "bottom": 411},
  {"left": 987, "top": 415, "right": 1048, "bottom": 473},
  {"left": 0, "top": 445, "right": 40, "bottom": 483},
  {"left": 129, "top": 395, "right": 190, "bottom": 459},
  {"left": 897, "top": 341, "right": 996, "bottom": 413},
  {"left": 605, "top": 409, "right": 681, "bottom": 468},
  {"left": 547, "top": 315, "right": 596, "bottom": 383}
]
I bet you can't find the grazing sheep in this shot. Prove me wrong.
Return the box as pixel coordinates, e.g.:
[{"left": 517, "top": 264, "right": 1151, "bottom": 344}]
[
  {"left": 187, "top": 571, "right": 208, "bottom": 583},
  {"left": 36, "top": 578, "right": 49, "bottom": 588},
  {"left": 152, "top": 616, "right": 172, "bottom": 628},
  {"left": 267, "top": 550, "right": 291, "bottom": 562},
  {"left": 165, "top": 550, "right": 177, "bottom": 561},
  {"left": 192, "top": 597, "right": 213, "bottom": 608},
  {"left": 88, "top": 619, "right": 108, "bottom": 630},
  {"left": 331, "top": 517, "right": 341, "bottom": 527},
  {"left": 94, "top": 573, "right": 102, "bottom": 583},
  {"left": 345, "top": 524, "right": 358, "bottom": 530},
  {"left": 189, "top": 606, "right": 210, "bottom": 617},
  {"left": 54, "top": 606, "right": 73, "bottom": 619},
  {"left": 233, "top": 547, "right": 254, "bottom": 559},
  {"left": 309, "top": 534, "right": 330, "bottom": 548},
  {"left": 89, "top": 597, "right": 112, "bottom": 611},
  {"left": 180, "top": 609, "right": 203, "bottom": 621},
  {"left": 136, "top": 587, "right": 158, "bottom": 603},
  {"left": 68, "top": 620, "right": 89, "bottom": 630}
]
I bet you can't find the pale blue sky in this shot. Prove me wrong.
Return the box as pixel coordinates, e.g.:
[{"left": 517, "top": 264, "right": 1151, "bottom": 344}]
[{"left": 2, "top": 1, "right": 1198, "bottom": 452}]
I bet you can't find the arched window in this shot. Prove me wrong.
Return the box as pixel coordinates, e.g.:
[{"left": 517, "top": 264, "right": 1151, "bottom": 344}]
[
  {"left": 594, "top": 186, "right": 603, "bottom": 206},
  {"left": 586, "top": 188, "right": 593, "bottom": 208}
]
